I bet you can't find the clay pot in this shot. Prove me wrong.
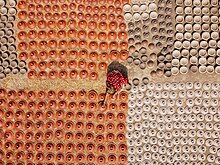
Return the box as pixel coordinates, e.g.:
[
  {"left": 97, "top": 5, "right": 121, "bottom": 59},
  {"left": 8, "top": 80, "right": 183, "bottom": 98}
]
[
  {"left": 97, "top": 145, "right": 105, "bottom": 154},
  {"left": 89, "top": 52, "right": 98, "bottom": 61},
  {"left": 39, "top": 51, "right": 48, "bottom": 60}
]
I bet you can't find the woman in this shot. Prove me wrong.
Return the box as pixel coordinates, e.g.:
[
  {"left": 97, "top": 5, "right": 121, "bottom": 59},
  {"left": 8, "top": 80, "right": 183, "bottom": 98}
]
[{"left": 101, "top": 61, "right": 129, "bottom": 106}]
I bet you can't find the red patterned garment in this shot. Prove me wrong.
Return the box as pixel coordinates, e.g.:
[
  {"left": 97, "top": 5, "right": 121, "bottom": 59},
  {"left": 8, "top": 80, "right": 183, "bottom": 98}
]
[{"left": 106, "top": 70, "right": 129, "bottom": 91}]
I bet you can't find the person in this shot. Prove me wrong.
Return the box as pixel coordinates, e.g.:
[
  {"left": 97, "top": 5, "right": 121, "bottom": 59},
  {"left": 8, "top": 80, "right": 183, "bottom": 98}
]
[{"left": 100, "top": 61, "right": 129, "bottom": 106}]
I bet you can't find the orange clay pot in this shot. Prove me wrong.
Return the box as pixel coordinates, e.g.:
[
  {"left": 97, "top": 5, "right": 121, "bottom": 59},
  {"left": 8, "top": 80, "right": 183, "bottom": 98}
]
[
  {"left": 65, "top": 132, "right": 74, "bottom": 141},
  {"left": 48, "top": 100, "right": 57, "bottom": 109},
  {"left": 69, "top": 11, "right": 76, "bottom": 19},
  {"left": 76, "top": 111, "right": 85, "bottom": 120},
  {"left": 119, "top": 102, "right": 128, "bottom": 111},
  {"left": 37, "top": 101, "right": 47, "bottom": 111},
  {"left": 97, "top": 145, "right": 105, "bottom": 154},
  {"left": 89, "top": 41, "right": 98, "bottom": 50},
  {"left": 48, "top": 21, "right": 56, "bottom": 29},
  {"left": 46, "top": 143, "right": 54, "bottom": 152},
  {"left": 17, "top": 100, "right": 27, "bottom": 110},
  {"left": 89, "top": 72, "right": 98, "bottom": 80},
  {"left": 120, "top": 51, "right": 129, "bottom": 60},
  {"left": 56, "top": 110, "right": 65, "bottom": 119},
  {"left": 88, "top": 102, "right": 97, "bottom": 111},
  {"left": 61, "top": 4, "right": 68, "bottom": 11},
  {"left": 98, "top": 62, "right": 107, "bottom": 71},
  {"left": 58, "top": 60, "right": 66, "bottom": 69},
  {"left": 87, "top": 154, "right": 95, "bottom": 162},
  {"left": 87, "top": 62, "right": 96, "bottom": 71},
  {"left": 76, "top": 143, "right": 85, "bottom": 152},
  {"left": 106, "top": 123, "right": 115, "bottom": 132},
  {"left": 96, "top": 135, "right": 104, "bottom": 144},
  {"left": 86, "top": 123, "right": 94, "bottom": 131},
  {"left": 78, "top": 90, "right": 86, "bottom": 99},
  {"left": 119, "top": 91, "right": 128, "bottom": 101},
  {"left": 98, "top": 102, "right": 107, "bottom": 111},
  {"left": 68, "top": 102, "right": 77, "bottom": 111},
  {"left": 98, "top": 32, "right": 107, "bottom": 41},
  {"left": 96, "top": 124, "right": 105, "bottom": 133},
  {"left": 27, "top": 102, "right": 36, "bottom": 111},
  {"left": 45, "top": 121, "right": 54, "bottom": 129},
  {"left": 119, "top": 155, "right": 127, "bottom": 163},
  {"left": 117, "top": 123, "right": 126, "bottom": 132},
  {"left": 19, "top": 52, "right": 28, "bottom": 61},
  {"left": 109, "top": 103, "right": 118, "bottom": 111},
  {"left": 7, "top": 101, "right": 16, "bottom": 110},
  {"left": 48, "top": 40, "right": 57, "bottom": 49},
  {"left": 58, "top": 40, "right": 67, "bottom": 49},
  {"left": 93, "top": 14, "right": 99, "bottom": 21},
  {"left": 108, "top": 31, "right": 117, "bottom": 40},
  {"left": 37, "top": 20, "right": 46, "bottom": 29},
  {"left": 28, "top": 12, "right": 36, "bottom": 19},
  {"left": 38, "top": 61, "right": 47, "bottom": 71},
  {"left": 75, "top": 132, "right": 84, "bottom": 141},
  {"left": 119, "top": 23, "right": 127, "bottom": 30},
  {"left": 38, "top": 91, "right": 46, "bottom": 100},
  {"left": 58, "top": 100, "right": 67, "bottom": 109},
  {"left": 0, "top": 89, "right": 6, "bottom": 98},
  {"left": 66, "top": 143, "right": 74, "bottom": 152},
  {"left": 29, "top": 50, "right": 38, "bottom": 60},
  {"left": 38, "top": 71, "right": 47, "bottom": 80},
  {"left": 78, "top": 40, "right": 87, "bottom": 49},
  {"left": 99, "top": 42, "right": 108, "bottom": 51},
  {"left": 108, "top": 155, "right": 116, "bottom": 163},
  {"left": 78, "top": 102, "right": 87, "bottom": 110},
  {"left": 96, "top": 113, "right": 104, "bottom": 122},
  {"left": 97, "top": 156, "right": 106, "bottom": 164},
  {"left": 76, "top": 154, "right": 85, "bottom": 163},
  {"left": 59, "top": 50, "right": 68, "bottom": 59},
  {"left": 106, "top": 112, "right": 115, "bottom": 121},
  {"left": 78, "top": 60, "right": 87, "bottom": 69},
  {"left": 29, "top": 41, "right": 38, "bottom": 50},
  {"left": 88, "top": 21, "right": 97, "bottom": 30},
  {"left": 99, "top": 52, "right": 107, "bottom": 61},
  {"left": 65, "top": 112, "right": 74, "bottom": 121},
  {"left": 68, "top": 19, "right": 76, "bottom": 29},
  {"left": 65, "top": 123, "right": 74, "bottom": 130},
  {"left": 98, "top": 22, "right": 107, "bottom": 30},
  {"left": 57, "top": 30, "right": 66, "bottom": 39},
  {"left": 58, "top": 91, "right": 66, "bottom": 100},
  {"left": 79, "top": 70, "right": 88, "bottom": 79},
  {"left": 26, "top": 31, "right": 36, "bottom": 41},
  {"left": 18, "top": 1, "right": 27, "bottom": 9},
  {"left": 108, "top": 13, "right": 115, "bottom": 21},
  {"left": 67, "top": 29, "right": 77, "bottom": 38},
  {"left": 61, "top": 12, "right": 68, "bottom": 19},
  {"left": 47, "top": 90, "right": 56, "bottom": 99},
  {"left": 86, "top": 143, "right": 95, "bottom": 152},
  {"left": 68, "top": 40, "right": 77, "bottom": 49},
  {"left": 48, "top": 60, "right": 57, "bottom": 69},
  {"left": 38, "top": 41, "right": 47, "bottom": 50},
  {"left": 68, "top": 50, "right": 77, "bottom": 59},
  {"left": 48, "top": 30, "right": 56, "bottom": 39},
  {"left": 107, "top": 143, "right": 116, "bottom": 152},
  {"left": 118, "top": 31, "right": 128, "bottom": 40},
  {"left": 117, "top": 112, "right": 126, "bottom": 121},
  {"left": 88, "top": 31, "right": 97, "bottom": 40},
  {"left": 8, "top": 90, "right": 16, "bottom": 100},
  {"left": 18, "top": 42, "right": 28, "bottom": 51},
  {"left": 28, "top": 61, "right": 37, "bottom": 70},
  {"left": 106, "top": 133, "right": 115, "bottom": 142},
  {"left": 18, "top": 31, "right": 27, "bottom": 41},
  {"left": 100, "top": 13, "right": 107, "bottom": 21},
  {"left": 57, "top": 20, "right": 66, "bottom": 29},
  {"left": 86, "top": 112, "right": 94, "bottom": 121},
  {"left": 117, "top": 134, "right": 126, "bottom": 142},
  {"left": 77, "top": 13, "right": 84, "bottom": 20},
  {"left": 109, "top": 41, "right": 119, "bottom": 50},
  {"left": 89, "top": 52, "right": 98, "bottom": 61},
  {"left": 68, "top": 91, "right": 77, "bottom": 100},
  {"left": 75, "top": 122, "right": 84, "bottom": 131},
  {"left": 109, "top": 21, "right": 118, "bottom": 31},
  {"left": 110, "top": 51, "right": 119, "bottom": 60},
  {"left": 28, "top": 71, "right": 37, "bottom": 79},
  {"left": 17, "top": 21, "right": 26, "bottom": 30},
  {"left": 117, "top": 15, "right": 124, "bottom": 22},
  {"left": 69, "top": 70, "right": 78, "bottom": 79},
  {"left": 36, "top": 12, "right": 44, "bottom": 19},
  {"left": 78, "top": 20, "right": 87, "bottom": 29},
  {"left": 88, "top": 90, "right": 97, "bottom": 100}
]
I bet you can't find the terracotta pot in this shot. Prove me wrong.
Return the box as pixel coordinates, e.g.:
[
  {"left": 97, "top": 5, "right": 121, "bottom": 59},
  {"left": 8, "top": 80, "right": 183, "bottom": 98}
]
[
  {"left": 87, "top": 154, "right": 95, "bottom": 162},
  {"left": 66, "top": 154, "right": 74, "bottom": 162},
  {"left": 46, "top": 153, "right": 54, "bottom": 162},
  {"left": 76, "top": 154, "right": 85, "bottom": 162},
  {"left": 106, "top": 123, "right": 115, "bottom": 132},
  {"left": 75, "top": 132, "right": 84, "bottom": 141},
  {"left": 29, "top": 50, "right": 38, "bottom": 60},
  {"left": 45, "top": 143, "right": 54, "bottom": 152},
  {"left": 65, "top": 112, "right": 74, "bottom": 120},
  {"left": 19, "top": 52, "right": 28, "bottom": 61},
  {"left": 86, "top": 112, "right": 94, "bottom": 121},
  {"left": 84, "top": 133, "right": 93, "bottom": 142},
  {"left": 117, "top": 133, "right": 125, "bottom": 142},
  {"left": 68, "top": 91, "right": 77, "bottom": 100},
  {"left": 89, "top": 52, "right": 98, "bottom": 61},
  {"left": 65, "top": 122, "right": 74, "bottom": 131},
  {"left": 97, "top": 145, "right": 105, "bottom": 154},
  {"left": 106, "top": 113, "right": 115, "bottom": 121},
  {"left": 68, "top": 102, "right": 77, "bottom": 111},
  {"left": 96, "top": 135, "right": 104, "bottom": 143},
  {"left": 55, "top": 130, "right": 64, "bottom": 139},
  {"left": 18, "top": 1, "right": 27, "bottom": 9},
  {"left": 75, "top": 122, "right": 84, "bottom": 131},
  {"left": 45, "top": 121, "right": 54, "bottom": 130},
  {"left": 108, "top": 155, "right": 116, "bottom": 163},
  {"left": 56, "top": 110, "right": 64, "bottom": 119},
  {"left": 86, "top": 143, "right": 95, "bottom": 152},
  {"left": 17, "top": 21, "right": 26, "bottom": 30},
  {"left": 97, "top": 155, "right": 106, "bottom": 164},
  {"left": 25, "top": 111, "right": 34, "bottom": 121},
  {"left": 66, "top": 143, "right": 74, "bottom": 152},
  {"left": 39, "top": 51, "right": 48, "bottom": 61}
]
